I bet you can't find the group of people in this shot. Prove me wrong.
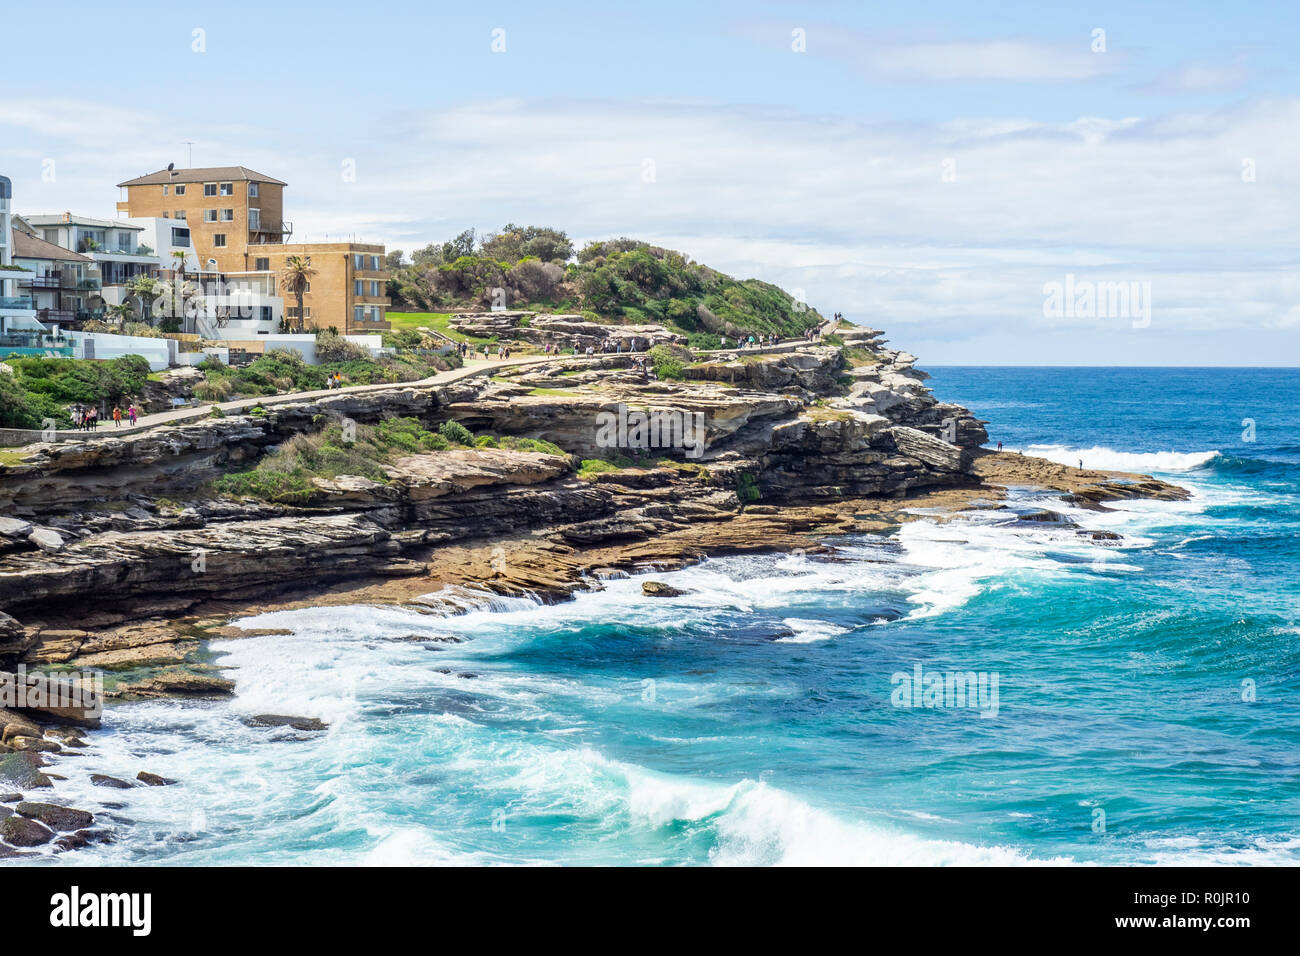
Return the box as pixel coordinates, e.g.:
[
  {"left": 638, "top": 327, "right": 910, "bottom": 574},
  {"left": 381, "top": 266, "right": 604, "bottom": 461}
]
[
  {"left": 69, "top": 403, "right": 138, "bottom": 431},
  {"left": 324, "top": 372, "right": 345, "bottom": 389}
]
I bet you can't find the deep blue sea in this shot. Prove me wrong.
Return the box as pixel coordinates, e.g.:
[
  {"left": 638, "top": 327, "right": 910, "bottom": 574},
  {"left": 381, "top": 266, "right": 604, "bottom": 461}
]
[{"left": 29, "top": 367, "right": 1300, "bottom": 866}]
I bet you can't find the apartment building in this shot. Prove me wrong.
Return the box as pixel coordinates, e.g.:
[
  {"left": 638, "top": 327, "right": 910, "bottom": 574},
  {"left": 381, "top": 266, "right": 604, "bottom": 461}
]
[
  {"left": 1, "top": 176, "right": 67, "bottom": 354},
  {"left": 116, "top": 166, "right": 388, "bottom": 333},
  {"left": 10, "top": 226, "right": 101, "bottom": 327},
  {"left": 232, "top": 242, "right": 389, "bottom": 333},
  {"left": 21, "top": 213, "right": 158, "bottom": 312}
]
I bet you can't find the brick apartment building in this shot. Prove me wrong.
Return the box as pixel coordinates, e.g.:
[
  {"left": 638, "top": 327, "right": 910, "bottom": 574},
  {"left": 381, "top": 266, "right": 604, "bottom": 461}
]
[{"left": 115, "top": 166, "right": 389, "bottom": 333}]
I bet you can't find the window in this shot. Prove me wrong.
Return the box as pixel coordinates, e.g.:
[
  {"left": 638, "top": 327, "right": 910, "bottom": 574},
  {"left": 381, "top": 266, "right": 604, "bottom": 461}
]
[
  {"left": 354, "top": 254, "right": 363, "bottom": 269},
  {"left": 248, "top": 208, "right": 260, "bottom": 231},
  {"left": 219, "top": 182, "right": 233, "bottom": 196},
  {"left": 175, "top": 185, "right": 186, "bottom": 196},
  {"left": 204, "top": 183, "right": 217, "bottom": 197},
  {"left": 370, "top": 281, "right": 380, "bottom": 296},
  {"left": 118, "top": 234, "right": 132, "bottom": 252},
  {"left": 354, "top": 280, "right": 363, "bottom": 296},
  {"left": 255, "top": 257, "right": 269, "bottom": 271},
  {"left": 370, "top": 255, "right": 380, "bottom": 270},
  {"left": 43, "top": 229, "right": 58, "bottom": 243},
  {"left": 175, "top": 210, "right": 186, "bottom": 220},
  {"left": 204, "top": 209, "right": 217, "bottom": 222},
  {"left": 162, "top": 212, "right": 169, "bottom": 219},
  {"left": 354, "top": 306, "right": 364, "bottom": 324},
  {"left": 370, "top": 306, "right": 382, "bottom": 322},
  {"left": 163, "top": 185, "right": 169, "bottom": 196},
  {"left": 171, "top": 228, "right": 190, "bottom": 247},
  {"left": 220, "top": 209, "right": 233, "bottom": 222},
  {"left": 248, "top": 183, "right": 259, "bottom": 198},
  {"left": 214, "top": 234, "right": 227, "bottom": 247}
]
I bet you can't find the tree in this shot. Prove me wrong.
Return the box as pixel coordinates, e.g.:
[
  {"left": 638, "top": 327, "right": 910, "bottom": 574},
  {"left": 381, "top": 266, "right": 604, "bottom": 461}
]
[
  {"left": 480, "top": 225, "right": 573, "bottom": 264},
  {"left": 442, "top": 228, "right": 476, "bottom": 262},
  {"left": 385, "top": 250, "right": 405, "bottom": 269},
  {"left": 411, "top": 243, "right": 443, "bottom": 267},
  {"left": 279, "top": 255, "right": 316, "bottom": 331},
  {"left": 126, "top": 275, "right": 161, "bottom": 323},
  {"left": 106, "top": 302, "right": 134, "bottom": 329}
]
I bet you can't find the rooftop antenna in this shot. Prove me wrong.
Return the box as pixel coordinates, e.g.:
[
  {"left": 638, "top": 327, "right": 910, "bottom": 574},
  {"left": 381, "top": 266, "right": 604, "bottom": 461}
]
[{"left": 182, "top": 142, "right": 194, "bottom": 167}]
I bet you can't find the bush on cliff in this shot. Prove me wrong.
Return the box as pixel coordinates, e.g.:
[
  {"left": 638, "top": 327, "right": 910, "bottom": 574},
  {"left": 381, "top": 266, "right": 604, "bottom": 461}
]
[
  {"left": 213, "top": 417, "right": 461, "bottom": 504},
  {"left": 0, "top": 355, "right": 151, "bottom": 427},
  {"left": 647, "top": 344, "right": 688, "bottom": 381},
  {"left": 385, "top": 226, "right": 823, "bottom": 339}
]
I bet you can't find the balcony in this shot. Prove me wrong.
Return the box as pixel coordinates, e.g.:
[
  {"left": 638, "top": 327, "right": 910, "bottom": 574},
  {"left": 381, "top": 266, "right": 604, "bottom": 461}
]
[
  {"left": 37, "top": 308, "right": 77, "bottom": 325},
  {"left": 248, "top": 220, "right": 293, "bottom": 244},
  {"left": 0, "top": 295, "right": 36, "bottom": 311}
]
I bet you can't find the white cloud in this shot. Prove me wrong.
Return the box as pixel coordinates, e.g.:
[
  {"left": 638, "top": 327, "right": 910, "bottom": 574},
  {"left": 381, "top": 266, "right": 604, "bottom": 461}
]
[
  {"left": 863, "top": 39, "right": 1108, "bottom": 82},
  {"left": 3, "top": 94, "right": 1298, "bottom": 360}
]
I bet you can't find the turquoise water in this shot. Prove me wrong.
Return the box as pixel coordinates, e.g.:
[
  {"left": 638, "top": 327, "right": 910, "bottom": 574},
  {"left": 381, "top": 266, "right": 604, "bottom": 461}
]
[{"left": 32, "top": 367, "right": 1300, "bottom": 866}]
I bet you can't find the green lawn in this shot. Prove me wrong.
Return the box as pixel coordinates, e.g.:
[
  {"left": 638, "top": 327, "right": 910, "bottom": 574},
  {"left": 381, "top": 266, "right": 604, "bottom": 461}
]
[{"left": 385, "top": 311, "right": 496, "bottom": 344}]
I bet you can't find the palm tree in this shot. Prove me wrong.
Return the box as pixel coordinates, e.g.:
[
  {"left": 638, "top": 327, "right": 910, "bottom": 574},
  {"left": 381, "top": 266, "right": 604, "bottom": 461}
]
[
  {"left": 169, "top": 251, "right": 190, "bottom": 319},
  {"left": 126, "top": 275, "right": 161, "bottom": 324},
  {"left": 106, "top": 302, "right": 134, "bottom": 330},
  {"left": 279, "top": 255, "right": 316, "bottom": 332}
]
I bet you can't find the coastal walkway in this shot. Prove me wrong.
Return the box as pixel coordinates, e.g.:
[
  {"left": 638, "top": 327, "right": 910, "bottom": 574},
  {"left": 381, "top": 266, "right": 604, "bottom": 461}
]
[{"left": 1, "top": 326, "right": 838, "bottom": 447}]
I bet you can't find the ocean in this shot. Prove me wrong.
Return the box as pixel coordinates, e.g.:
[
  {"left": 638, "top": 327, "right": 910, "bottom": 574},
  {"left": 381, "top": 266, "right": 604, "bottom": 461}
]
[{"left": 27, "top": 367, "right": 1300, "bottom": 866}]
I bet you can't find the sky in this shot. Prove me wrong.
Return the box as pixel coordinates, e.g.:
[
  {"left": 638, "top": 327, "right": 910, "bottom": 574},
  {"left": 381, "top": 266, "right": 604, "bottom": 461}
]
[{"left": 2, "top": 0, "right": 1297, "bottom": 365}]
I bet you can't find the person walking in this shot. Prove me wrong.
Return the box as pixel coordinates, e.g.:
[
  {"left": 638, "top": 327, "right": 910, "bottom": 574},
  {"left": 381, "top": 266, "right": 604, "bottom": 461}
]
[
  {"left": 113, "top": 406, "right": 122, "bottom": 428},
  {"left": 128, "top": 404, "right": 138, "bottom": 426}
]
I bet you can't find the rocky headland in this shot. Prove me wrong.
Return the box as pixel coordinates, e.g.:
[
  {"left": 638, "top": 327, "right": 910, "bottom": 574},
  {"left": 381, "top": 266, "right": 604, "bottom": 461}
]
[{"left": 0, "top": 323, "right": 1187, "bottom": 856}]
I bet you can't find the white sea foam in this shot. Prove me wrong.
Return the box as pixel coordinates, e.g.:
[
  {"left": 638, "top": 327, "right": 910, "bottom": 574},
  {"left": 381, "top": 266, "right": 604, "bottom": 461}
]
[
  {"left": 776, "top": 618, "right": 851, "bottom": 643},
  {"left": 1024, "top": 444, "right": 1221, "bottom": 473}
]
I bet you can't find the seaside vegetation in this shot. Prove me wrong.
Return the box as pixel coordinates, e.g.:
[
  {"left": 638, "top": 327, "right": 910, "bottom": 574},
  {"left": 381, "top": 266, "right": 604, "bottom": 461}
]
[
  {"left": 194, "top": 345, "right": 455, "bottom": 403},
  {"left": 385, "top": 225, "right": 823, "bottom": 342},
  {"left": 0, "top": 354, "right": 151, "bottom": 428},
  {"left": 212, "top": 416, "right": 568, "bottom": 504}
]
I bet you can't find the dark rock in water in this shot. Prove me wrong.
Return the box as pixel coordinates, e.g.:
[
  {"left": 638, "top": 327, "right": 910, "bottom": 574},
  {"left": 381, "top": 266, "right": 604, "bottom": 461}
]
[
  {"left": 0, "top": 752, "right": 50, "bottom": 789},
  {"left": 0, "top": 843, "right": 36, "bottom": 858},
  {"left": 642, "top": 581, "right": 690, "bottom": 597},
  {"left": 245, "top": 714, "right": 328, "bottom": 732},
  {"left": 0, "top": 792, "right": 21, "bottom": 803},
  {"left": 54, "top": 827, "right": 113, "bottom": 851},
  {"left": 0, "top": 805, "right": 11, "bottom": 819},
  {"left": 17, "top": 800, "right": 94, "bottom": 831},
  {"left": 1016, "top": 509, "right": 1074, "bottom": 525},
  {"left": 90, "top": 774, "right": 135, "bottom": 789},
  {"left": 1087, "top": 530, "right": 1122, "bottom": 541},
  {"left": 0, "top": 813, "right": 53, "bottom": 846},
  {"left": 457, "top": 672, "right": 478, "bottom": 679},
  {"left": 136, "top": 771, "right": 174, "bottom": 786}
]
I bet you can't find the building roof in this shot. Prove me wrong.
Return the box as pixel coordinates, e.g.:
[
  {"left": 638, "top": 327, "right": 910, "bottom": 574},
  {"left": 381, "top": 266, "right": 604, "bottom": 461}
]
[
  {"left": 11, "top": 230, "right": 92, "bottom": 263},
  {"left": 116, "top": 166, "right": 287, "bottom": 187},
  {"left": 23, "top": 213, "right": 145, "bottom": 231}
]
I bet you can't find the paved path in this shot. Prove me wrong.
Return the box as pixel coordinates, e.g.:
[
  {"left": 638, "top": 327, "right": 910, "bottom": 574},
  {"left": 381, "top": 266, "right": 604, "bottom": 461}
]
[{"left": 2, "top": 326, "right": 840, "bottom": 447}]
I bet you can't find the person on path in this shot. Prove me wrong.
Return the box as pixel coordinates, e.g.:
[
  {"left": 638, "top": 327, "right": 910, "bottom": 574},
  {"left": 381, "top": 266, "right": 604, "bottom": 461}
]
[{"left": 113, "top": 407, "right": 122, "bottom": 428}]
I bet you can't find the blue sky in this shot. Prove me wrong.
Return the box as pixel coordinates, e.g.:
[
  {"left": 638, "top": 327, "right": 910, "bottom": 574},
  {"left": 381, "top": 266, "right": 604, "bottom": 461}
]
[{"left": 3, "top": 0, "right": 1298, "bottom": 364}]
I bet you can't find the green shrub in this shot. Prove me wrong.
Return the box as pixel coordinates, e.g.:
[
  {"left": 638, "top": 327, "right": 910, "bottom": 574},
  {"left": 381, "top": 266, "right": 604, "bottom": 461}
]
[
  {"left": 438, "top": 420, "right": 473, "bottom": 445},
  {"left": 647, "top": 344, "right": 687, "bottom": 380},
  {"left": 736, "top": 471, "right": 761, "bottom": 504}
]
